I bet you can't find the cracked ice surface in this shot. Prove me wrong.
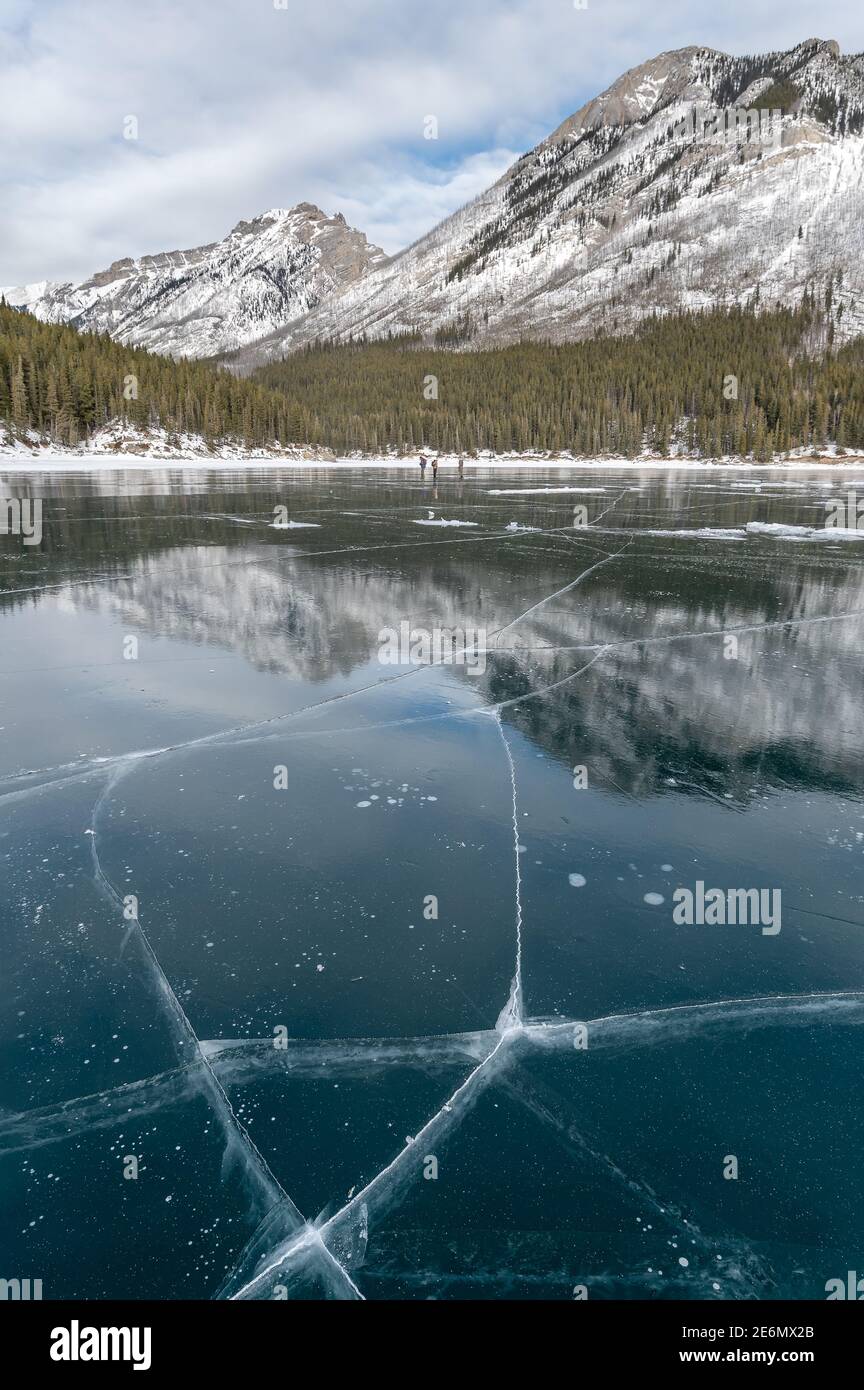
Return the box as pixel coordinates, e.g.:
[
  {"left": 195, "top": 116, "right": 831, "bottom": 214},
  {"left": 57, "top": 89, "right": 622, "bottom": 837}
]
[{"left": 2, "top": 467, "right": 864, "bottom": 1299}]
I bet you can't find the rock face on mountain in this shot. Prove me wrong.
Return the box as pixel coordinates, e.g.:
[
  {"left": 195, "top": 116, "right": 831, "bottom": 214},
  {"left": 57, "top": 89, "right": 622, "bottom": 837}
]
[
  {"left": 1, "top": 206, "right": 385, "bottom": 358},
  {"left": 231, "top": 37, "right": 864, "bottom": 365}
]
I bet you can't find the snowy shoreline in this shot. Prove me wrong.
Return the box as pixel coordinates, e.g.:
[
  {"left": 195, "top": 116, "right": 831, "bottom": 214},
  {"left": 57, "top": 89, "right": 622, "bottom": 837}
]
[
  {"left": 2, "top": 423, "right": 862, "bottom": 474},
  {"left": 3, "top": 449, "right": 864, "bottom": 476}
]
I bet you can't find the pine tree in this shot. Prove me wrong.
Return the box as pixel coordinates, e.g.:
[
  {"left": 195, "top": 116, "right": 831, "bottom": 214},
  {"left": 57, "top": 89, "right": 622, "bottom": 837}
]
[{"left": 11, "top": 356, "right": 28, "bottom": 429}]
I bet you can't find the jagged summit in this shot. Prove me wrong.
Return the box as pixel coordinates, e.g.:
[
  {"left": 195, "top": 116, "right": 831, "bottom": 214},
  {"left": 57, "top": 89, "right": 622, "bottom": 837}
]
[
  {"left": 542, "top": 39, "right": 849, "bottom": 145},
  {"left": 2, "top": 204, "right": 385, "bottom": 359},
  {"left": 231, "top": 204, "right": 334, "bottom": 231}
]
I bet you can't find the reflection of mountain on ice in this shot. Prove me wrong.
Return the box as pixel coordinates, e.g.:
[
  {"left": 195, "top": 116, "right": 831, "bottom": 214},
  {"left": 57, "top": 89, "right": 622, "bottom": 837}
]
[{"left": 54, "top": 538, "right": 864, "bottom": 795}]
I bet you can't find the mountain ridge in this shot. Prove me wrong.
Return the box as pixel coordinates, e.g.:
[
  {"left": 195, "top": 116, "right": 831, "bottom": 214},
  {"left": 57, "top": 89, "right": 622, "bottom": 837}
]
[
  {"left": 231, "top": 36, "right": 863, "bottom": 366},
  {"left": 4, "top": 38, "right": 863, "bottom": 366},
  {"left": 1, "top": 204, "right": 386, "bottom": 359}
]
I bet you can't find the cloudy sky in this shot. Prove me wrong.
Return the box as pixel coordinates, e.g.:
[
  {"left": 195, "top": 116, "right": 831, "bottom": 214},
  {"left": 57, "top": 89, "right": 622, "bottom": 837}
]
[{"left": 0, "top": 0, "right": 860, "bottom": 286}]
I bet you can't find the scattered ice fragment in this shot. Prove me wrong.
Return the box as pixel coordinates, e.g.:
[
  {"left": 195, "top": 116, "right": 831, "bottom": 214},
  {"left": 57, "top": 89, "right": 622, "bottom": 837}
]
[
  {"left": 569, "top": 873, "right": 587, "bottom": 887},
  {"left": 488, "top": 486, "right": 607, "bottom": 495},
  {"left": 643, "top": 892, "right": 665, "bottom": 905}
]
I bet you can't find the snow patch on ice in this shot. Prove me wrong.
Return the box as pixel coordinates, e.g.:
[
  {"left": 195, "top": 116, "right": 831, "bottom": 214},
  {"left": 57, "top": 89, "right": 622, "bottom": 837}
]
[{"left": 745, "top": 521, "right": 864, "bottom": 541}]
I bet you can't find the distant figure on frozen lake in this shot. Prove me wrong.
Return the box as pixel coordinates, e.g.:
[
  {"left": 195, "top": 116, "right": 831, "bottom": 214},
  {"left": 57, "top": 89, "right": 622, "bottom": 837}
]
[
  {"left": 430, "top": 456, "right": 438, "bottom": 480},
  {"left": 418, "top": 454, "right": 427, "bottom": 474},
  {"left": 457, "top": 455, "right": 465, "bottom": 477}
]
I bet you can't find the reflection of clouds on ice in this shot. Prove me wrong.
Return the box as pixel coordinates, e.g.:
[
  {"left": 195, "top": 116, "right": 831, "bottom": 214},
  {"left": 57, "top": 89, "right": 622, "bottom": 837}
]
[
  {"left": 492, "top": 546, "right": 628, "bottom": 648},
  {"left": 6, "top": 585, "right": 864, "bottom": 810},
  {"left": 6, "top": 472, "right": 864, "bottom": 1301}
]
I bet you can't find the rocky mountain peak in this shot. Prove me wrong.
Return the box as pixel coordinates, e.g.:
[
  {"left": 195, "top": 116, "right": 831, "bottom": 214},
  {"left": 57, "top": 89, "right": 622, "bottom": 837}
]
[{"left": 3, "top": 204, "right": 385, "bottom": 359}]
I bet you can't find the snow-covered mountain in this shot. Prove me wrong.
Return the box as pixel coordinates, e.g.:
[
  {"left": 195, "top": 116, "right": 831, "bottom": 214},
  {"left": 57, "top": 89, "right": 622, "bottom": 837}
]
[
  {"left": 1, "top": 205, "right": 385, "bottom": 359},
  {"left": 5, "top": 39, "right": 863, "bottom": 366},
  {"left": 233, "top": 37, "right": 864, "bottom": 364}
]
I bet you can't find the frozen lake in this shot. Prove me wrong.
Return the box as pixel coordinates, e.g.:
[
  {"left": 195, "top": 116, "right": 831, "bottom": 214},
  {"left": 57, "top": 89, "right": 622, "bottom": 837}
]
[{"left": 2, "top": 464, "right": 863, "bottom": 1300}]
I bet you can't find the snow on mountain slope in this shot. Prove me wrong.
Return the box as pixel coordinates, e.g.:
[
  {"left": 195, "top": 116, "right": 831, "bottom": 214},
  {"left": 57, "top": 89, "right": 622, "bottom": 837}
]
[
  {"left": 0, "top": 280, "right": 57, "bottom": 312},
  {"left": 233, "top": 37, "right": 864, "bottom": 365},
  {"left": 1, "top": 205, "right": 385, "bottom": 359},
  {"left": 5, "top": 39, "right": 862, "bottom": 367}
]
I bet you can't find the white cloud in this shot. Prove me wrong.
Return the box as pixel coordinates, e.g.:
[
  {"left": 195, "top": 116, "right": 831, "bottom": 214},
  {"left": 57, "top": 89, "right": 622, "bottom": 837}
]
[
  {"left": 0, "top": 0, "right": 857, "bottom": 283},
  {"left": 321, "top": 149, "right": 521, "bottom": 255}
]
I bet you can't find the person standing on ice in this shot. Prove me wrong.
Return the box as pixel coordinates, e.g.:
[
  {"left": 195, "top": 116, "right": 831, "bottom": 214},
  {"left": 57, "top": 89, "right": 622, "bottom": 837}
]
[
  {"left": 419, "top": 454, "right": 427, "bottom": 475},
  {"left": 430, "top": 456, "right": 438, "bottom": 480},
  {"left": 457, "top": 455, "right": 465, "bottom": 477}
]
